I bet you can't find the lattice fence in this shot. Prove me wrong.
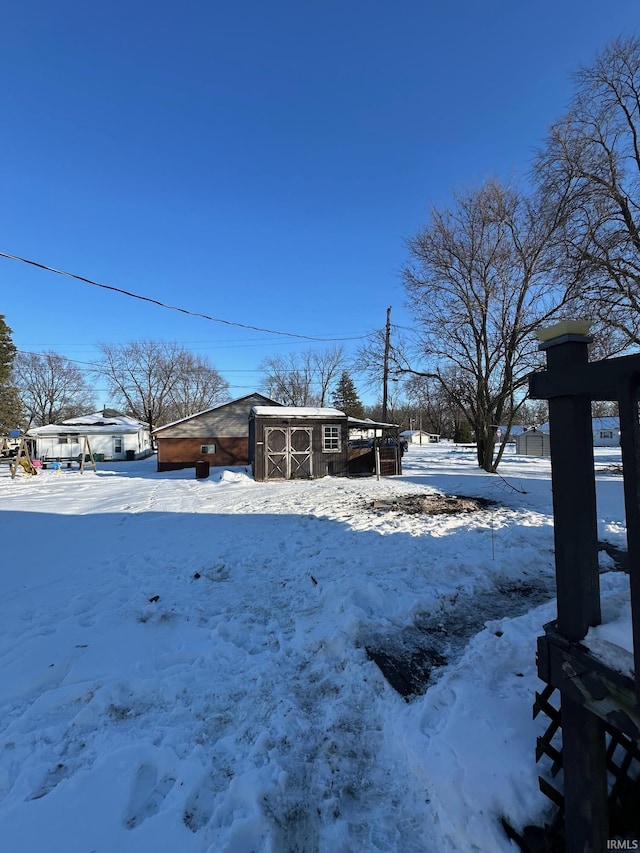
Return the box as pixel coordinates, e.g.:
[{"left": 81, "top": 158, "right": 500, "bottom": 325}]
[{"left": 534, "top": 684, "right": 640, "bottom": 840}]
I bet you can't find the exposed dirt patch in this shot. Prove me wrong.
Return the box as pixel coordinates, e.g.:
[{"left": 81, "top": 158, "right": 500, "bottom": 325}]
[
  {"left": 365, "top": 578, "right": 556, "bottom": 700},
  {"left": 371, "top": 493, "right": 498, "bottom": 515}
]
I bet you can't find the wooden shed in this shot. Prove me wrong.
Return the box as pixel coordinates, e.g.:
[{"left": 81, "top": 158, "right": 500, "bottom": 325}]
[
  {"left": 514, "top": 427, "right": 551, "bottom": 457},
  {"left": 154, "top": 393, "right": 280, "bottom": 472},
  {"left": 250, "top": 406, "right": 349, "bottom": 481}
]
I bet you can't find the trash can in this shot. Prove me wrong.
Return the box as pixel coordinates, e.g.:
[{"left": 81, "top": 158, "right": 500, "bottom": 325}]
[
  {"left": 195, "top": 459, "right": 210, "bottom": 479},
  {"left": 126, "top": 449, "right": 136, "bottom": 461}
]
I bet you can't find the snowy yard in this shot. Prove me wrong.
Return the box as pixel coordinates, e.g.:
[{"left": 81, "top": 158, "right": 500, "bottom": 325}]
[{"left": 0, "top": 443, "right": 629, "bottom": 852}]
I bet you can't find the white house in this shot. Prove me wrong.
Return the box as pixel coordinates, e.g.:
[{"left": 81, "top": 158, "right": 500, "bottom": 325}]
[
  {"left": 591, "top": 417, "right": 620, "bottom": 447},
  {"left": 537, "top": 417, "right": 620, "bottom": 448},
  {"left": 399, "top": 429, "right": 440, "bottom": 444},
  {"left": 28, "top": 410, "right": 153, "bottom": 462}
]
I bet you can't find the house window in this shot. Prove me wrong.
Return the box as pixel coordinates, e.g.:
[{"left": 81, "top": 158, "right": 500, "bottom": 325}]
[
  {"left": 114, "top": 437, "right": 123, "bottom": 454},
  {"left": 201, "top": 444, "right": 216, "bottom": 454},
  {"left": 600, "top": 430, "right": 613, "bottom": 439},
  {"left": 59, "top": 436, "right": 69, "bottom": 445},
  {"left": 323, "top": 425, "right": 341, "bottom": 452}
]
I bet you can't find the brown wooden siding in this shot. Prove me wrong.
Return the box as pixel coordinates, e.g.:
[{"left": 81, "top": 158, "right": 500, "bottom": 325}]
[
  {"left": 156, "top": 436, "right": 249, "bottom": 471},
  {"left": 251, "top": 415, "right": 349, "bottom": 481},
  {"left": 154, "top": 394, "right": 278, "bottom": 440},
  {"left": 379, "top": 447, "right": 402, "bottom": 476}
]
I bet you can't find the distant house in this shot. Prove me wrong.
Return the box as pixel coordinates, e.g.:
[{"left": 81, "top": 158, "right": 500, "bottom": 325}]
[
  {"left": 28, "top": 409, "right": 152, "bottom": 461},
  {"left": 514, "top": 428, "right": 551, "bottom": 457},
  {"left": 497, "top": 425, "right": 531, "bottom": 441},
  {"left": 250, "top": 406, "right": 350, "bottom": 481},
  {"left": 153, "top": 393, "right": 280, "bottom": 472},
  {"left": 537, "top": 417, "right": 620, "bottom": 448},
  {"left": 591, "top": 417, "right": 620, "bottom": 447},
  {"left": 400, "top": 429, "right": 440, "bottom": 445}
]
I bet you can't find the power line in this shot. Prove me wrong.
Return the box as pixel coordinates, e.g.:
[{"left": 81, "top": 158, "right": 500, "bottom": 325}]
[
  {"left": 14, "top": 348, "right": 363, "bottom": 377},
  {"left": 0, "top": 251, "right": 368, "bottom": 343},
  {"left": 16, "top": 349, "right": 99, "bottom": 367},
  {"left": 15, "top": 334, "right": 375, "bottom": 349}
]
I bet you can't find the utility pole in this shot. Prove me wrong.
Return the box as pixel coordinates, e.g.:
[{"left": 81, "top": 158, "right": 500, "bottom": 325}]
[{"left": 382, "top": 306, "right": 391, "bottom": 423}]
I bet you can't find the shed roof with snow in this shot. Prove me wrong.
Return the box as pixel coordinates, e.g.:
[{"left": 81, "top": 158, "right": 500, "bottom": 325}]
[{"left": 252, "top": 406, "right": 345, "bottom": 418}]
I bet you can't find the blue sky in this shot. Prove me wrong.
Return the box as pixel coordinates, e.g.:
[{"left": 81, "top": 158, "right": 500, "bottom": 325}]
[{"left": 1, "top": 1, "right": 638, "bottom": 406}]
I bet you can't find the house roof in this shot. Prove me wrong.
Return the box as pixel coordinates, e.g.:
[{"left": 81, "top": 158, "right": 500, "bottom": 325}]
[
  {"left": 536, "top": 417, "right": 619, "bottom": 434},
  {"left": 63, "top": 412, "right": 148, "bottom": 428},
  {"left": 497, "top": 425, "right": 531, "bottom": 437},
  {"left": 28, "top": 411, "right": 149, "bottom": 435},
  {"left": 592, "top": 417, "right": 620, "bottom": 431},
  {"left": 153, "top": 393, "right": 280, "bottom": 434}
]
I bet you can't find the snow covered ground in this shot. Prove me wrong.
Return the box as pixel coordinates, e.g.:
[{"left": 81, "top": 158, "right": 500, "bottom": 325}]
[{"left": 0, "top": 443, "right": 629, "bottom": 852}]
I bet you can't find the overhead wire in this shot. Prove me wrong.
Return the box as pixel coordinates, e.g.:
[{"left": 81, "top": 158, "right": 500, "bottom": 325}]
[
  {"left": 14, "top": 348, "right": 370, "bottom": 378},
  {"left": 0, "top": 251, "right": 371, "bottom": 343}
]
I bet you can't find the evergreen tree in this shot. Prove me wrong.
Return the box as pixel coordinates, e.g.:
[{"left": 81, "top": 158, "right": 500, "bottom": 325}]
[
  {"left": 332, "top": 371, "right": 365, "bottom": 418},
  {"left": 0, "top": 314, "right": 16, "bottom": 383},
  {"left": 0, "top": 315, "right": 23, "bottom": 431},
  {"left": 454, "top": 420, "right": 473, "bottom": 444}
]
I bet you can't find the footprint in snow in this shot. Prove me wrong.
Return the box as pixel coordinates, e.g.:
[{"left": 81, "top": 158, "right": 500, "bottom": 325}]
[
  {"left": 29, "top": 762, "right": 71, "bottom": 800},
  {"left": 183, "top": 778, "right": 218, "bottom": 833},
  {"left": 125, "top": 764, "right": 176, "bottom": 829}
]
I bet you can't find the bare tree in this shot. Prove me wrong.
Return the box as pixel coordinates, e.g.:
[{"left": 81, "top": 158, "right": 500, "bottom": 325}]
[
  {"left": 362, "top": 388, "right": 404, "bottom": 425},
  {"left": 534, "top": 36, "right": 640, "bottom": 349},
  {"left": 164, "top": 351, "right": 229, "bottom": 422},
  {"left": 260, "top": 346, "right": 346, "bottom": 406},
  {"left": 260, "top": 352, "right": 315, "bottom": 406},
  {"left": 401, "top": 180, "right": 566, "bottom": 472},
  {"left": 15, "top": 351, "right": 96, "bottom": 427},
  {"left": 403, "top": 373, "right": 467, "bottom": 439},
  {"left": 96, "top": 340, "right": 228, "bottom": 434},
  {"left": 311, "top": 346, "right": 346, "bottom": 406},
  {"left": 354, "top": 326, "right": 411, "bottom": 404}
]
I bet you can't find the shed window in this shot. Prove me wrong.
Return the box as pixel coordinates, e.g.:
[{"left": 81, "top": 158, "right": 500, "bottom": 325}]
[
  {"left": 59, "top": 436, "right": 69, "bottom": 445},
  {"left": 599, "top": 430, "right": 613, "bottom": 439},
  {"left": 201, "top": 444, "right": 216, "bottom": 454},
  {"left": 323, "top": 425, "right": 341, "bottom": 452}
]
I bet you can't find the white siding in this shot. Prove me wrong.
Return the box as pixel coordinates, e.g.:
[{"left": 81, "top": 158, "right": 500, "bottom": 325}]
[{"left": 35, "top": 429, "right": 150, "bottom": 461}]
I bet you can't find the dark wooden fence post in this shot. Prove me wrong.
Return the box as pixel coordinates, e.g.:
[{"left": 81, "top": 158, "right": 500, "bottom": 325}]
[
  {"left": 539, "top": 331, "right": 608, "bottom": 853},
  {"left": 617, "top": 379, "right": 640, "bottom": 702},
  {"left": 541, "top": 334, "right": 601, "bottom": 639}
]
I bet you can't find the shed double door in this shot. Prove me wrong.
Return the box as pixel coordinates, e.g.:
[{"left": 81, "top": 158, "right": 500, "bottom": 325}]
[{"left": 264, "top": 426, "right": 313, "bottom": 479}]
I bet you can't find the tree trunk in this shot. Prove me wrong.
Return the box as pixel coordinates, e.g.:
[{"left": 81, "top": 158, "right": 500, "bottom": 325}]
[{"left": 476, "top": 427, "right": 497, "bottom": 473}]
